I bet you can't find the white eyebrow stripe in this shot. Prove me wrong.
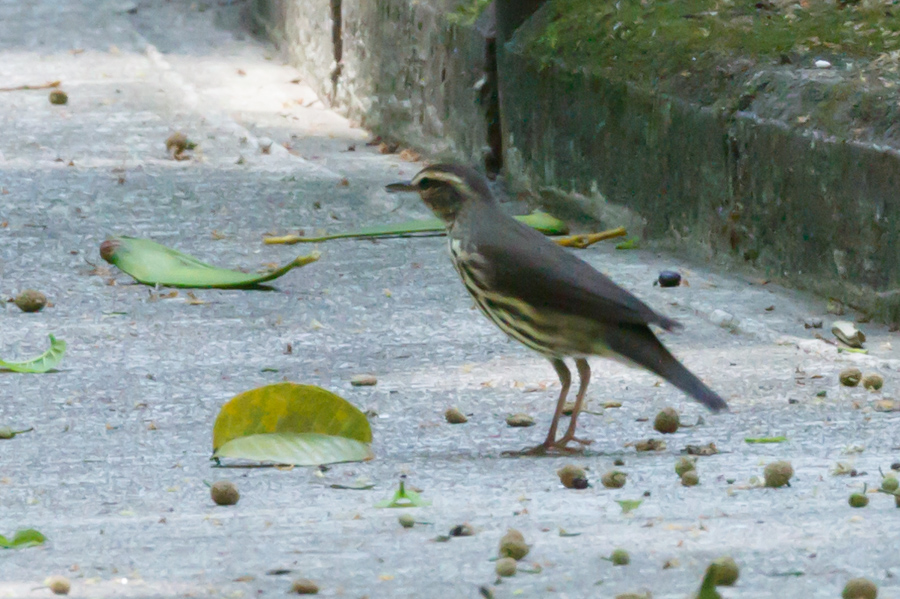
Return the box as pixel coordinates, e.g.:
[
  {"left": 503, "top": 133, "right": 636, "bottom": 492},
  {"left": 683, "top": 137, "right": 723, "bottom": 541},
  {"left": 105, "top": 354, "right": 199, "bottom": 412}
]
[{"left": 412, "top": 170, "right": 474, "bottom": 197}]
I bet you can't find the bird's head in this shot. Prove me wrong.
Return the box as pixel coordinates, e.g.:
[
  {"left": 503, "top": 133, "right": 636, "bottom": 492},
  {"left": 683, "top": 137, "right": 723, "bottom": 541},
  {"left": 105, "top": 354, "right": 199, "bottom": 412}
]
[{"left": 386, "top": 164, "right": 494, "bottom": 225}]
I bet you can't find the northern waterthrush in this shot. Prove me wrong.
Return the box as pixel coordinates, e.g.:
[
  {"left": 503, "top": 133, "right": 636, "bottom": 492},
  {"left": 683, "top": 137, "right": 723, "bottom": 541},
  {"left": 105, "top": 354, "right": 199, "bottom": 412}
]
[{"left": 387, "top": 164, "right": 727, "bottom": 453}]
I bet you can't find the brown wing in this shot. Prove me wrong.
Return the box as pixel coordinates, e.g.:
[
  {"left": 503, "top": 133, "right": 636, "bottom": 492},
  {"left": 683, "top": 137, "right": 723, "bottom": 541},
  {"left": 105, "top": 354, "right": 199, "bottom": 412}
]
[{"left": 464, "top": 213, "right": 681, "bottom": 331}]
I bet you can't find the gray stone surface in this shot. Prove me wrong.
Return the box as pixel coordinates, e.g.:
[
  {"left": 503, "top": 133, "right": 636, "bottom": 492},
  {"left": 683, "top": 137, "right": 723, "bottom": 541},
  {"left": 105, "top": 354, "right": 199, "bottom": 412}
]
[
  {"left": 253, "top": 0, "right": 492, "bottom": 167},
  {"left": 2, "top": 2, "right": 900, "bottom": 598}
]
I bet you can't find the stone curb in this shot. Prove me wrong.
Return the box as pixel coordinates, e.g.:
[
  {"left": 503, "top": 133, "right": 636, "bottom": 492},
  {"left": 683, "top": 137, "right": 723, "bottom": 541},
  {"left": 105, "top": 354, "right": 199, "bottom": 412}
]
[{"left": 251, "top": 0, "right": 900, "bottom": 323}]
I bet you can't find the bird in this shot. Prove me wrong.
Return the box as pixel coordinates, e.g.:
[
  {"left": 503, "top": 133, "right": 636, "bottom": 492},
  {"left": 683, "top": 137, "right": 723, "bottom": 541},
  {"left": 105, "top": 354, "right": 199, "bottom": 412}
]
[{"left": 386, "top": 163, "right": 727, "bottom": 454}]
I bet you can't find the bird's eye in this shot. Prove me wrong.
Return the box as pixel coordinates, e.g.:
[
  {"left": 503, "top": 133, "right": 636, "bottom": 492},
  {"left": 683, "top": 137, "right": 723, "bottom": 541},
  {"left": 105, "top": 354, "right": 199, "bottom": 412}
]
[{"left": 418, "top": 177, "right": 437, "bottom": 190}]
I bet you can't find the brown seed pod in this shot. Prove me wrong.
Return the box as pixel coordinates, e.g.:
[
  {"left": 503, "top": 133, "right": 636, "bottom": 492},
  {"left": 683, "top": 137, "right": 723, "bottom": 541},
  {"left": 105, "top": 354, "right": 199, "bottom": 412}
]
[
  {"left": 862, "top": 373, "right": 884, "bottom": 391},
  {"left": 675, "top": 456, "right": 697, "bottom": 477},
  {"left": 444, "top": 407, "right": 468, "bottom": 424},
  {"left": 711, "top": 556, "right": 739, "bottom": 586},
  {"left": 210, "top": 480, "right": 240, "bottom": 506},
  {"left": 495, "top": 557, "right": 517, "bottom": 577},
  {"left": 557, "top": 464, "right": 588, "bottom": 489},
  {"left": 839, "top": 368, "right": 862, "bottom": 387},
  {"left": 653, "top": 407, "right": 680, "bottom": 434},
  {"left": 45, "top": 576, "right": 71, "bottom": 595},
  {"left": 498, "top": 529, "right": 530, "bottom": 560},
  {"left": 601, "top": 470, "right": 627, "bottom": 489},
  {"left": 49, "top": 90, "right": 68, "bottom": 105},
  {"left": 290, "top": 579, "right": 319, "bottom": 595},
  {"left": 681, "top": 470, "right": 700, "bottom": 487},
  {"left": 763, "top": 461, "right": 794, "bottom": 488},
  {"left": 14, "top": 289, "right": 47, "bottom": 313},
  {"left": 842, "top": 577, "right": 878, "bottom": 599}
]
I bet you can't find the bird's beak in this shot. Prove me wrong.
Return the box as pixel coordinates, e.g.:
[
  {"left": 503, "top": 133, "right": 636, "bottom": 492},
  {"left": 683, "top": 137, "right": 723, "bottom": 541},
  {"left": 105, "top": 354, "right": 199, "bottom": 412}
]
[{"left": 385, "top": 181, "right": 417, "bottom": 193}]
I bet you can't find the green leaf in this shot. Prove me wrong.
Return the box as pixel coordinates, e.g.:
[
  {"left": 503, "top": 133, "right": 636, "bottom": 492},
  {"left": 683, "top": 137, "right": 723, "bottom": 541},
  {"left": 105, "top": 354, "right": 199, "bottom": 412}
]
[
  {"left": 211, "top": 383, "right": 372, "bottom": 467},
  {"left": 100, "top": 236, "right": 319, "bottom": 289},
  {"left": 745, "top": 436, "right": 788, "bottom": 444},
  {"left": 264, "top": 211, "right": 569, "bottom": 244},
  {"left": 0, "top": 528, "right": 47, "bottom": 549},
  {"left": 0, "top": 335, "right": 66, "bottom": 373},
  {"left": 213, "top": 432, "right": 373, "bottom": 466},
  {"left": 616, "top": 499, "right": 643, "bottom": 514},
  {"left": 696, "top": 564, "right": 722, "bottom": 599},
  {"left": 615, "top": 238, "right": 640, "bottom": 250},
  {"left": 375, "top": 480, "right": 431, "bottom": 508}
]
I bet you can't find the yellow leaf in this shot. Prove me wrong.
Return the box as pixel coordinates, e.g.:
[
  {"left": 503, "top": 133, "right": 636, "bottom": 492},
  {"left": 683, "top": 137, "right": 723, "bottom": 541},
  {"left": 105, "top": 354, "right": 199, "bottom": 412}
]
[{"left": 212, "top": 383, "right": 372, "bottom": 458}]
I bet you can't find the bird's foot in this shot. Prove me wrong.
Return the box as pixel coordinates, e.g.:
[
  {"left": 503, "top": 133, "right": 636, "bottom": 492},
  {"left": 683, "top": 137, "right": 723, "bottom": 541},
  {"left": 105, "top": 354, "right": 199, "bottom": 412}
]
[
  {"left": 554, "top": 435, "right": 594, "bottom": 448},
  {"left": 502, "top": 442, "right": 585, "bottom": 457}
]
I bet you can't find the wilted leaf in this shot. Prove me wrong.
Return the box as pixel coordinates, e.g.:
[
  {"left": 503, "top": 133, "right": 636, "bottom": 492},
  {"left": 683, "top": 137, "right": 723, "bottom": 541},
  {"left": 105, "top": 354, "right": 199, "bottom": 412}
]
[
  {"left": 212, "top": 383, "right": 372, "bottom": 466},
  {"left": 100, "top": 236, "right": 319, "bottom": 288},
  {"left": 263, "top": 211, "right": 569, "bottom": 245},
  {"left": 214, "top": 432, "right": 372, "bottom": 466},
  {"left": 0, "top": 335, "right": 66, "bottom": 373},
  {"left": 744, "top": 436, "right": 787, "bottom": 444},
  {"left": 0, "top": 528, "right": 46, "bottom": 549}
]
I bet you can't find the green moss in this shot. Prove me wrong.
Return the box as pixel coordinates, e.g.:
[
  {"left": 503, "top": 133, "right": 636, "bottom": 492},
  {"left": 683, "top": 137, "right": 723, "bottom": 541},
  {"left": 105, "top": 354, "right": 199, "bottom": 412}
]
[
  {"left": 527, "top": 0, "right": 900, "bottom": 81},
  {"left": 520, "top": 0, "right": 900, "bottom": 144},
  {"left": 446, "top": 0, "right": 492, "bottom": 25}
]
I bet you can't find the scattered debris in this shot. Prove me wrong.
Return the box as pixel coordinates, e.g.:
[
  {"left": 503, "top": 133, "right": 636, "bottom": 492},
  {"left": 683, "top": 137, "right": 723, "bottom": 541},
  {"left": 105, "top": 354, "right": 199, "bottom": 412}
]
[
  {"left": 499, "top": 529, "right": 530, "bottom": 560},
  {"left": 615, "top": 499, "right": 643, "bottom": 514},
  {"left": 449, "top": 523, "right": 475, "bottom": 537},
  {"left": 0, "top": 426, "right": 33, "bottom": 439},
  {"left": 165, "top": 132, "right": 196, "bottom": 160},
  {"left": 375, "top": 477, "right": 430, "bottom": 508},
  {"left": 0, "top": 80, "right": 60, "bottom": 92},
  {"left": 506, "top": 413, "right": 535, "bottom": 427},
  {"left": 48, "top": 90, "right": 68, "bottom": 105},
  {"left": 444, "top": 407, "right": 468, "bottom": 424},
  {"left": 555, "top": 227, "right": 626, "bottom": 249},
  {"left": 101, "top": 236, "right": 319, "bottom": 289},
  {"left": 601, "top": 470, "right": 627, "bottom": 489},
  {"left": 709, "top": 309, "right": 738, "bottom": 331},
  {"left": 44, "top": 576, "right": 70, "bottom": 595},
  {"left": 608, "top": 549, "right": 630, "bottom": 566},
  {"left": 558, "top": 464, "right": 588, "bottom": 489},
  {"left": 350, "top": 374, "right": 377, "bottom": 387},
  {"left": 832, "top": 321, "right": 865, "bottom": 348},
  {"left": 653, "top": 407, "right": 680, "bottom": 434},
  {"left": 657, "top": 270, "right": 681, "bottom": 288},
  {"left": 803, "top": 318, "right": 823, "bottom": 329},
  {"left": 848, "top": 488, "right": 869, "bottom": 508},
  {"left": 711, "top": 557, "right": 739, "bottom": 586},
  {"left": 684, "top": 442, "right": 718, "bottom": 456},
  {"left": 290, "top": 578, "right": 319, "bottom": 595},
  {"left": 210, "top": 480, "right": 239, "bottom": 506},
  {"left": 495, "top": 557, "right": 517, "bottom": 577},
  {"left": 0, "top": 334, "right": 66, "bottom": 373},
  {"left": 675, "top": 457, "right": 697, "bottom": 477},
  {"left": 842, "top": 578, "right": 877, "bottom": 599},
  {"left": 14, "top": 289, "right": 47, "bottom": 313},
  {"left": 840, "top": 368, "right": 863, "bottom": 387},
  {"left": 681, "top": 470, "right": 700, "bottom": 486},
  {"left": 633, "top": 438, "right": 666, "bottom": 452},
  {"left": 763, "top": 461, "right": 794, "bottom": 488},
  {"left": 862, "top": 373, "right": 884, "bottom": 391}
]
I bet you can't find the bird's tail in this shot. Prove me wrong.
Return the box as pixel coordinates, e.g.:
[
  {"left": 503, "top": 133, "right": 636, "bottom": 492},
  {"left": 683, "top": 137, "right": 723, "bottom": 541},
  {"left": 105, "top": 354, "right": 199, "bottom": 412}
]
[{"left": 607, "top": 325, "right": 728, "bottom": 412}]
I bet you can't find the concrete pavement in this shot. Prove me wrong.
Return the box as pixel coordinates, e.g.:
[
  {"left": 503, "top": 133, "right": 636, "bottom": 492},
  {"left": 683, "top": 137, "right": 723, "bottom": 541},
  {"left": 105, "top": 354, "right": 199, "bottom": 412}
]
[{"left": 1, "top": 1, "right": 899, "bottom": 598}]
